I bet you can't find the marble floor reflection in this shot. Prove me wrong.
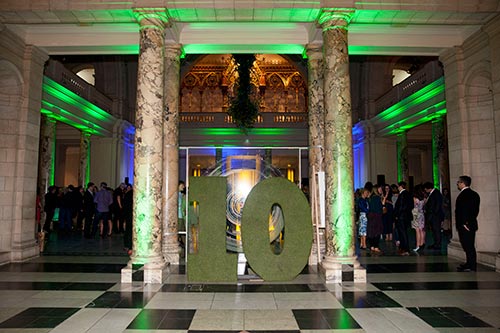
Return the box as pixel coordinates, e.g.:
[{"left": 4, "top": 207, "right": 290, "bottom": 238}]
[{"left": 0, "top": 234, "right": 499, "bottom": 332}]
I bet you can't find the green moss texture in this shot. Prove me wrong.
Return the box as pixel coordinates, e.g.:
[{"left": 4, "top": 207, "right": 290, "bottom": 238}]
[
  {"left": 187, "top": 177, "right": 237, "bottom": 282},
  {"left": 241, "top": 177, "right": 313, "bottom": 281}
]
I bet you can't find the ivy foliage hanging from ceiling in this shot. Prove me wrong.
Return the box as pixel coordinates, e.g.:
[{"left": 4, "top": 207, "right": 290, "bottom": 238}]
[{"left": 227, "top": 54, "right": 259, "bottom": 133}]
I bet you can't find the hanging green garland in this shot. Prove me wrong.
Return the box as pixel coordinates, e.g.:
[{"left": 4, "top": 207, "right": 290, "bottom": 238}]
[{"left": 227, "top": 54, "right": 259, "bottom": 133}]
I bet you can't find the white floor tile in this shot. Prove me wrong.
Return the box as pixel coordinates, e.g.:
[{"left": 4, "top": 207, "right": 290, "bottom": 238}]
[
  {"left": 189, "top": 309, "right": 244, "bottom": 330},
  {"left": 348, "top": 307, "right": 438, "bottom": 333}
]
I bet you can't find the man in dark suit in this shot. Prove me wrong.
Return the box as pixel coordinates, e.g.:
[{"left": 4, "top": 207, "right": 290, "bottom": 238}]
[
  {"left": 423, "top": 181, "right": 444, "bottom": 250},
  {"left": 394, "top": 181, "right": 413, "bottom": 255},
  {"left": 455, "top": 175, "right": 480, "bottom": 272}
]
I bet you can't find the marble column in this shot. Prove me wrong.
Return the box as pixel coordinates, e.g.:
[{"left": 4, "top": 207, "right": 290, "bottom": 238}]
[
  {"left": 38, "top": 116, "right": 56, "bottom": 195},
  {"left": 162, "top": 43, "right": 182, "bottom": 264},
  {"left": 78, "top": 131, "right": 91, "bottom": 187},
  {"left": 318, "top": 8, "right": 365, "bottom": 283},
  {"left": 396, "top": 131, "right": 409, "bottom": 182},
  {"left": 125, "top": 9, "right": 169, "bottom": 283},
  {"left": 215, "top": 148, "right": 223, "bottom": 165},
  {"left": 306, "top": 43, "right": 324, "bottom": 265},
  {"left": 264, "top": 149, "right": 272, "bottom": 177},
  {"left": 431, "top": 116, "right": 450, "bottom": 191}
]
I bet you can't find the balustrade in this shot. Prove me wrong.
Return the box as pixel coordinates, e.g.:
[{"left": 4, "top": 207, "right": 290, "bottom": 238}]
[
  {"left": 375, "top": 60, "right": 443, "bottom": 113},
  {"left": 44, "top": 59, "right": 113, "bottom": 113},
  {"left": 180, "top": 112, "right": 307, "bottom": 128}
]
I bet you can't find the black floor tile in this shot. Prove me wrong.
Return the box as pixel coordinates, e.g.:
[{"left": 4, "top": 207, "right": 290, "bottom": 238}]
[
  {"left": 0, "top": 307, "right": 79, "bottom": 328},
  {"left": 0, "top": 281, "right": 115, "bottom": 291},
  {"left": 241, "top": 284, "right": 289, "bottom": 292},
  {"left": 87, "top": 291, "right": 157, "bottom": 308},
  {"left": 160, "top": 283, "right": 326, "bottom": 293},
  {"left": 0, "top": 281, "right": 69, "bottom": 290},
  {"left": 0, "top": 316, "right": 38, "bottom": 328},
  {"left": 293, "top": 309, "right": 361, "bottom": 329},
  {"left": 285, "top": 284, "right": 327, "bottom": 292},
  {"left": 64, "top": 282, "right": 115, "bottom": 291},
  {"left": 294, "top": 317, "right": 332, "bottom": 329},
  {"left": 373, "top": 281, "right": 500, "bottom": 290},
  {"left": 436, "top": 307, "right": 492, "bottom": 327},
  {"left": 364, "top": 262, "right": 455, "bottom": 274},
  {"left": 339, "top": 291, "right": 402, "bottom": 308},
  {"left": 25, "top": 316, "right": 71, "bottom": 328},
  {"left": 158, "top": 318, "right": 192, "bottom": 329},
  {"left": 127, "top": 309, "right": 195, "bottom": 329},
  {"left": 408, "top": 307, "right": 492, "bottom": 328},
  {"left": 126, "top": 309, "right": 166, "bottom": 329},
  {"left": 188, "top": 331, "right": 300, "bottom": 333},
  {"left": 164, "top": 309, "right": 196, "bottom": 319},
  {"left": 0, "top": 262, "right": 126, "bottom": 273}
]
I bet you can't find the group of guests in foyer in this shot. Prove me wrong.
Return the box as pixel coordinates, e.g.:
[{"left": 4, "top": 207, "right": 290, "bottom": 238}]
[
  {"left": 40, "top": 180, "right": 134, "bottom": 254},
  {"left": 355, "top": 180, "right": 451, "bottom": 256}
]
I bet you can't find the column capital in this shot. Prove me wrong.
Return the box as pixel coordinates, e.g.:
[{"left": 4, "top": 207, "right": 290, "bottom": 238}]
[
  {"left": 318, "top": 8, "right": 355, "bottom": 31},
  {"left": 394, "top": 125, "right": 407, "bottom": 136},
  {"left": 164, "top": 42, "right": 183, "bottom": 56},
  {"left": 43, "top": 114, "right": 57, "bottom": 124},
  {"left": 305, "top": 43, "right": 323, "bottom": 60},
  {"left": 431, "top": 113, "right": 446, "bottom": 123},
  {"left": 133, "top": 8, "right": 170, "bottom": 30}
]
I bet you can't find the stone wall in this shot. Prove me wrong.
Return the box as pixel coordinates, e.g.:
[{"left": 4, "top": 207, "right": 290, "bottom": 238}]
[
  {"left": 441, "top": 14, "right": 500, "bottom": 264},
  {"left": 0, "top": 26, "right": 47, "bottom": 262}
]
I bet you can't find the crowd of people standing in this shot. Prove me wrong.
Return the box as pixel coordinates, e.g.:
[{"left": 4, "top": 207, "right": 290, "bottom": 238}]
[
  {"left": 355, "top": 180, "right": 452, "bottom": 256},
  {"left": 40, "top": 180, "right": 134, "bottom": 254}
]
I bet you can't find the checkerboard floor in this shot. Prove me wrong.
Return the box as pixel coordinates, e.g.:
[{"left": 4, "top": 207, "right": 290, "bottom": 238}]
[{"left": 0, "top": 237, "right": 499, "bottom": 332}]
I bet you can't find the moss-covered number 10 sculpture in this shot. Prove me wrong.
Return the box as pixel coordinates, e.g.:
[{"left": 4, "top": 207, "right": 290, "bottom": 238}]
[{"left": 187, "top": 177, "right": 313, "bottom": 282}]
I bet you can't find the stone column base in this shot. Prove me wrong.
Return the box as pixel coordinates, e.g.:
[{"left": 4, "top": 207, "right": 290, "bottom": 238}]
[
  {"left": 121, "top": 263, "right": 147, "bottom": 283},
  {"left": 320, "top": 255, "right": 366, "bottom": 283},
  {"left": 11, "top": 240, "right": 39, "bottom": 262},
  {"left": 121, "top": 262, "right": 169, "bottom": 284},
  {"left": 163, "top": 242, "right": 181, "bottom": 265},
  {"left": 144, "top": 261, "right": 167, "bottom": 283}
]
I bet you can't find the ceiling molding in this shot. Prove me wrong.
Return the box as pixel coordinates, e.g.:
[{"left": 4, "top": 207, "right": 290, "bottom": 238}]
[{"left": 1, "top": 3, "right": 498, "bottom": 56}]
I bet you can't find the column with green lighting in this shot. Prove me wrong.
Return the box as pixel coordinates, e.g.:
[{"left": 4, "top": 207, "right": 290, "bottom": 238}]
[
  {"left": 130, "top": 8, "right": 169, "bottom": 282},
  {"left": 396, "top": 131, "right": 409, "bottom": 182},
  {"left": 37, "top": 115, "right": 56, "bottom": 194},
  {"left": 432, "top": 116, "right": 450, "bottom": 190},
  {"left": 306, "top": 43, "right": 324, "bottom": 265},
  {"left": 78, "top": 131, "right": 91, "bottom": 187},
  {"left": 319, "top": 8, "right": 365, "bottom": 283},
  {"left": 162, "top": 42, "right": 182, "bottom": 264}
]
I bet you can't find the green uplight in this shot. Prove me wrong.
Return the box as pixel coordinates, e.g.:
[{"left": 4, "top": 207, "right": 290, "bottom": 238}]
[
  {"left": 41, "top": 107, "right": 100, "bottom": 135},
  {"left": 134, "top": 189, "right": 155, "bottom": 261},
  {"left": 168, "top": 8, "right": 320, "bottom": 22},
  {"left": 43, "top": 77, "right": 112, "bottom": 121},
  {"left": 182, "top": 44, "right": 305, "bottom": 54},
  {"left": 379, "top": 78, "right": 445, "bottom": 122},
  {"left": 374, "top": 77, "right": 447, "bottom": 136},
  {"left": 198, "top": 128, "right": 293, "bottom": 136},
  {"left": 41, "top": 77, "right": 116, "bottom": 136},
  {"left": 334, "top": 179, "right": 354, "bottom": 256},
  {"left": 386, "top": 103, "right": 447, "bottom": 135}
]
